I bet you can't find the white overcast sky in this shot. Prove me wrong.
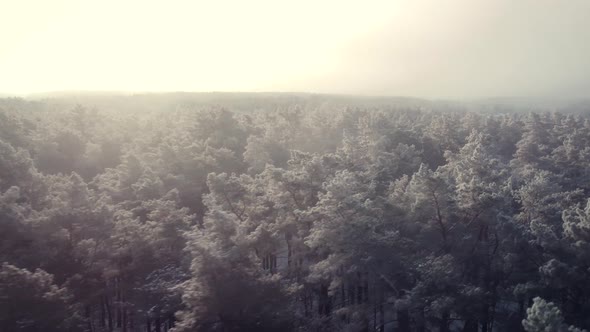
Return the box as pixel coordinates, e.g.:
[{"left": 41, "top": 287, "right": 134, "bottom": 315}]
[{"left": 1, "top": 0, "right": 589, "bottom": 98}]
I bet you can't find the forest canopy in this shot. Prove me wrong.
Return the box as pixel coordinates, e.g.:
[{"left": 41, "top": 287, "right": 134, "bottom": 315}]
[{"left": 1, "top": 93, "right": 590, "bottom": 331}]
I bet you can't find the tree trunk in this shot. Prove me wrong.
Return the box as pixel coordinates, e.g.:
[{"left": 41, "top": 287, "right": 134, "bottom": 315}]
[
  {"left": 106, "top": 296, "right": 113, "bottom": 331},
  {"left": 318, "top": 284, "right": 332, "bottom": 316},
  {"left": 361, "top": 318, "right": 369, "bottom": 332},
  {"left": 518, "top": 298, "right": 526, "bottom": 332},
  {"left": 357, "top": 272, "right": 364, "bottom": 304},
  {"left": 122, "top": 308, "right": 127, "bottom": 332},
  {"left": 349, "top": 283, "right": 356, "bottom": 305},
  {"left": 341, "top": 282, "right": 346, "bottom": 308},
  {"left": 463, "top": 319, "right": 478, "bottom": 332},
  {"left": 100, "top": 297, "right": 106, "bottom": 328},
  {"left": 397, "top": 309, "right": 410, "bottom": 331},
  {"left": 416, "top": 307, "right": 426, "bottom": 332},
  {"left": 116, "top": 278, "right": 122, "bottom": 328},
  {"left": 286, "top": 234, "right": 292, "bottom": 268},
  {"left": 168, "top": 312, "right": 176, "bottom": 329},
  {"left": 440, "top": 311, "right": 450, "bottom": 332},
  {"left": 85, "top": 305, "right": 93, "bottom": 332},
  {"left": 481, "top": 304, "right": 489, "bottom": 332},
  {"left": 397, "top": 289, "right": 410, "bottom": 331},
  {"left": 155, "top": 316, "right": 161, "bottom": 332},
  {"left": 373, "top": 302, "right": 377, "bottom": 331},
  {"left": 363, "top": 275, "right": 369, "bottom": 303},
  {"left": 303, "top": 291, "right": 310, "bottom": 317},
  {"left": 379, "top": 302, "right": 385, "bottom": 332},
  {"left": 357, "top": 283, "right": 363, "bottom": 304}
]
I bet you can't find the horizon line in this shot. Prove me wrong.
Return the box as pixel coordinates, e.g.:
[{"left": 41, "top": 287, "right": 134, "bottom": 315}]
[{"left": 1, "top": 90, "right": 588, "bottom": 103}]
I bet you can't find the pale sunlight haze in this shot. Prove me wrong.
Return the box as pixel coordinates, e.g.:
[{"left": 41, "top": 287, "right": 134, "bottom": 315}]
[{"left": 1, "top": 0, "right": 589, "bottom": 98}]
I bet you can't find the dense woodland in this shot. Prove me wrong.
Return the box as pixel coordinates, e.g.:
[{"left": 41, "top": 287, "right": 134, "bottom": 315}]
[{"left": 2, "top": 94, "right": 590, "bottom": 332}]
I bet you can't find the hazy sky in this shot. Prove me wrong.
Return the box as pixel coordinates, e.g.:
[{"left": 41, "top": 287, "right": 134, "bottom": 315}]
[{"left": 1, "top": 0, "right": 589, "bottom": 98}]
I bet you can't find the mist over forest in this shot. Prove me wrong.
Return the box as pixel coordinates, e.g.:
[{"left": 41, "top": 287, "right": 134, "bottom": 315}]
[{"left": 1, "top": 93, "right": 590, "bottom": 331}]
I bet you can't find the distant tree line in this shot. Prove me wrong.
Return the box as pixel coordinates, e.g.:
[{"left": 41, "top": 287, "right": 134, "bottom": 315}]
[{"left": 1, "top": 96, "right": 590, "bottom": 331}]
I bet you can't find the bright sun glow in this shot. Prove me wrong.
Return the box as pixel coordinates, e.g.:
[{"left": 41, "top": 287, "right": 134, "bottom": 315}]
[{"left": 1, "top": 0, "right": 589, "bottom": 98}]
